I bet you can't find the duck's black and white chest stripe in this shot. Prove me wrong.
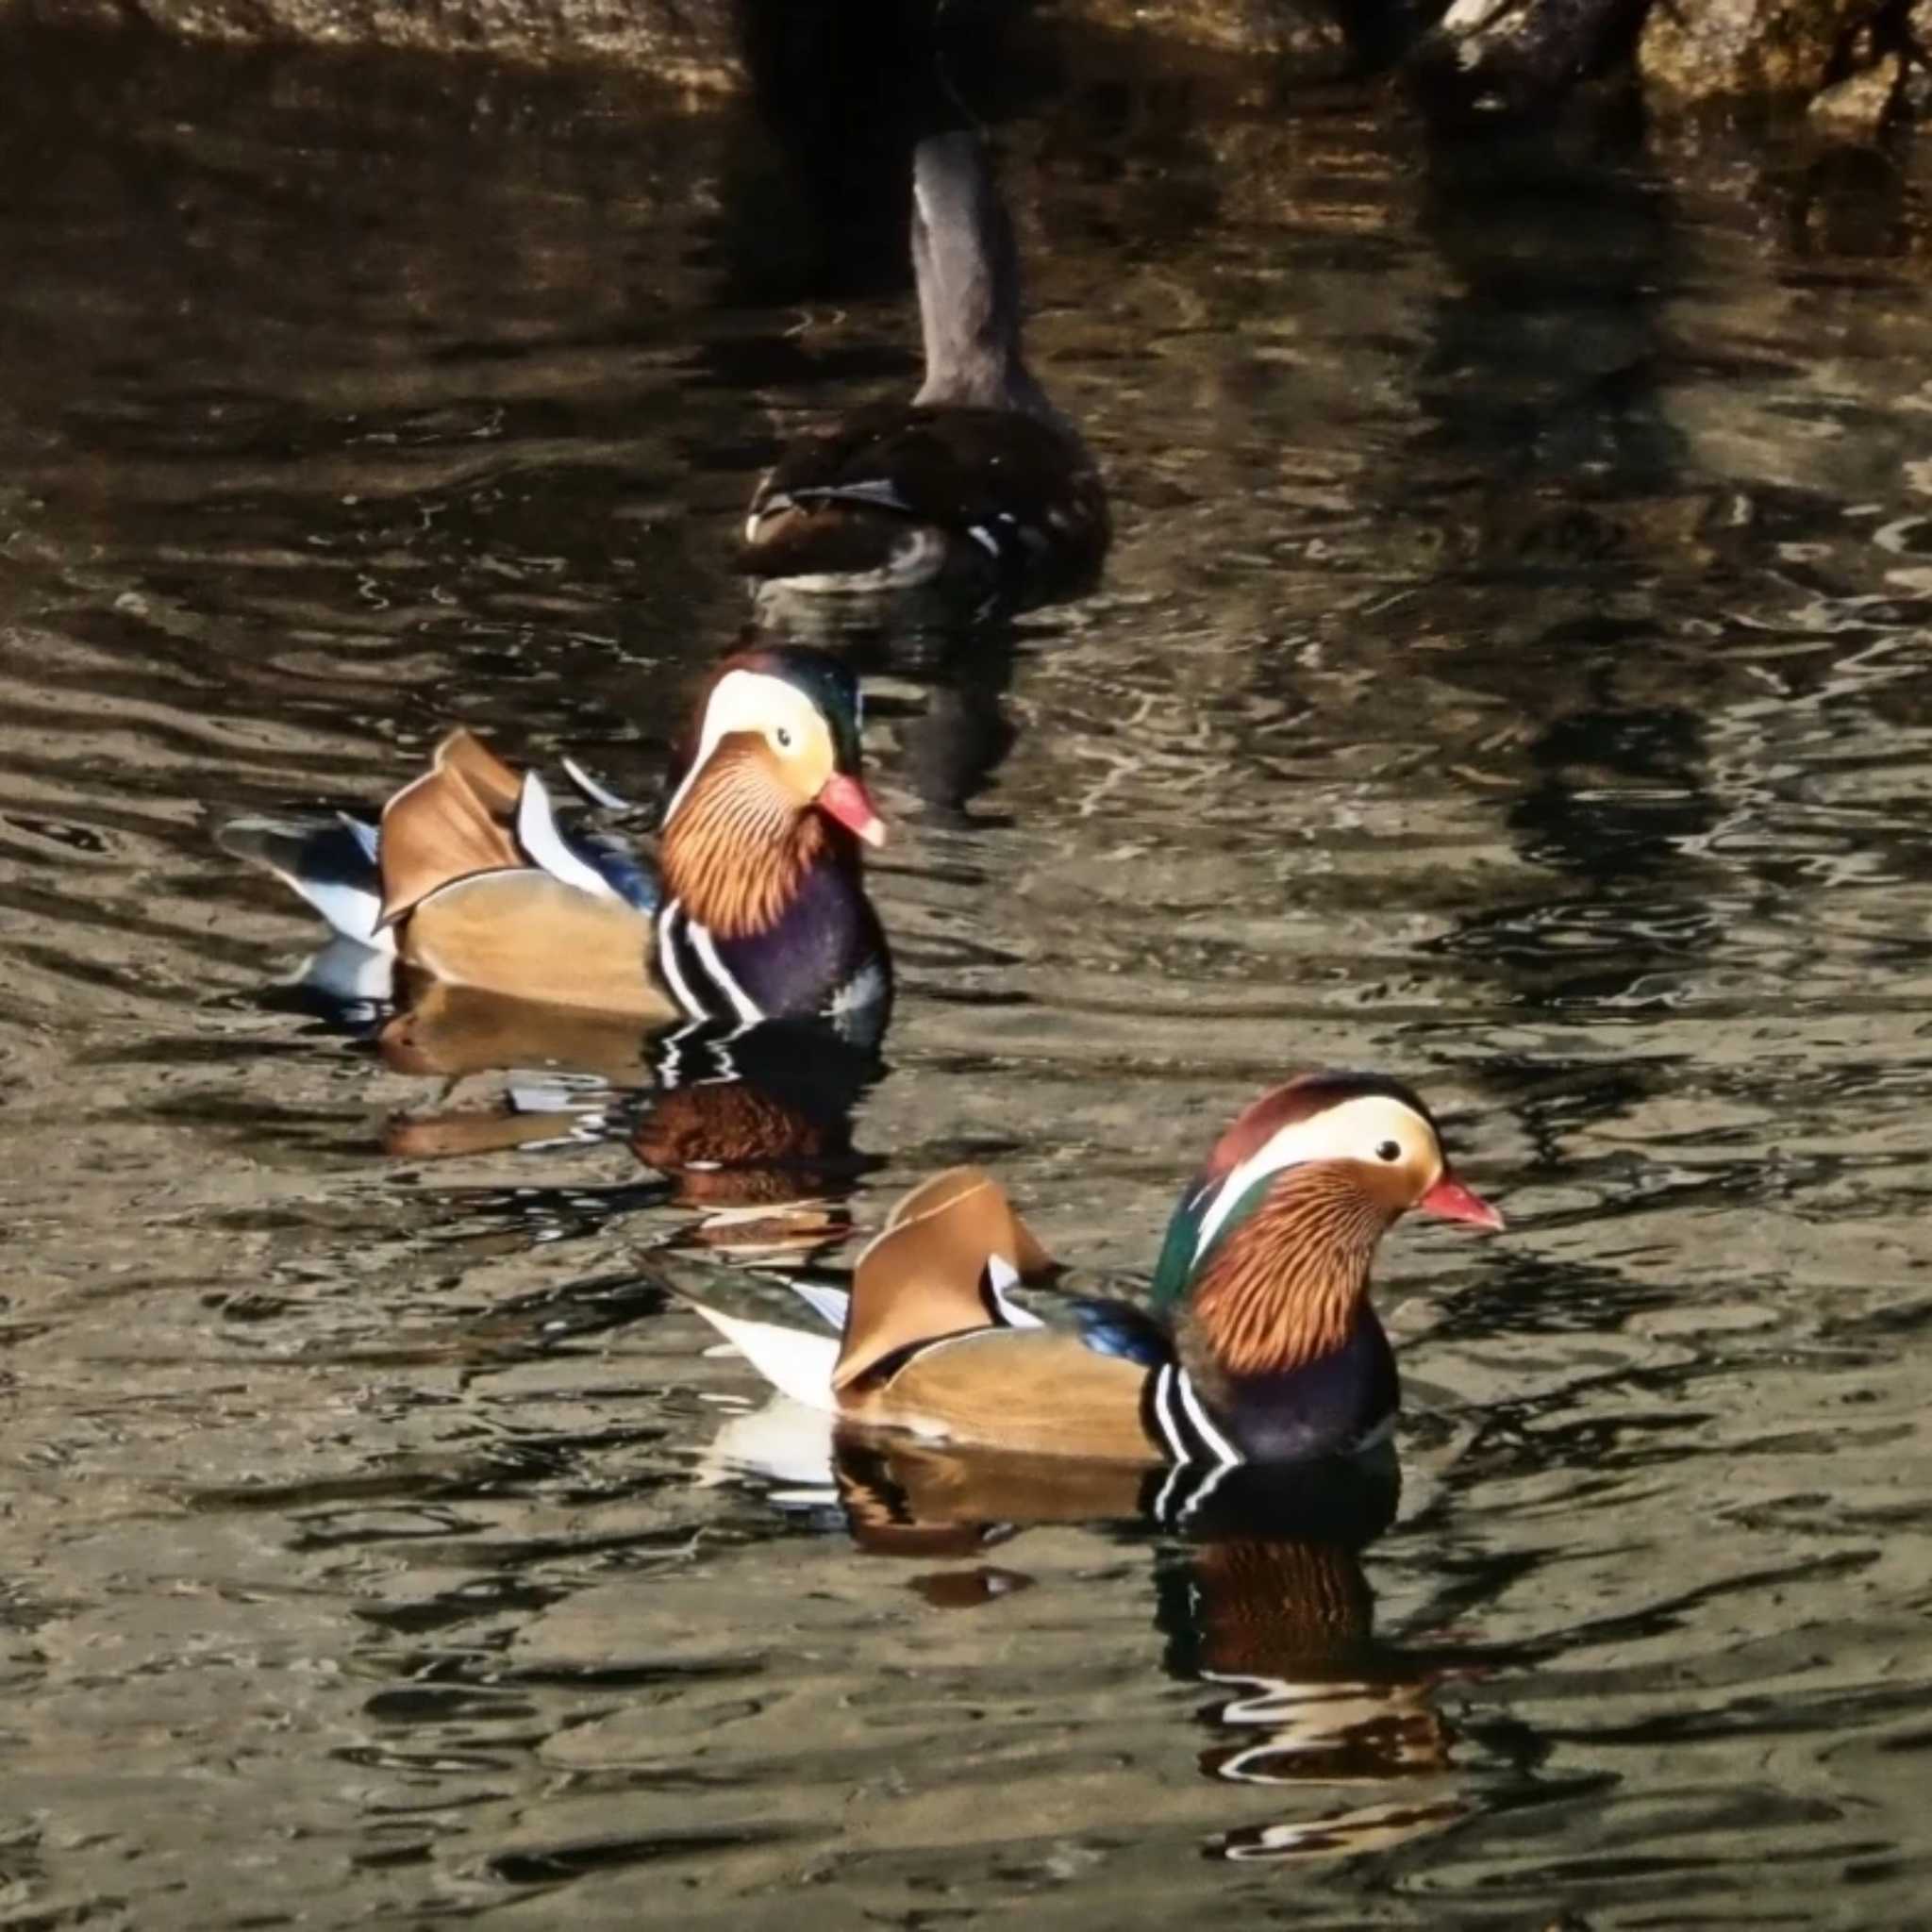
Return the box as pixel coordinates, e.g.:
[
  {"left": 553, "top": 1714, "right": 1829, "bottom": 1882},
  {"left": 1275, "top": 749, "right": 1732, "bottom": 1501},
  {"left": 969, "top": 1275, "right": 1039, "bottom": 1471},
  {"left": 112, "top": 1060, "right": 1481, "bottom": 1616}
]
[
  {"left": 1145, "top": 1362, "right": 1244, "bottom": 1471},
  {"left": 1143, "top": 1363, "right": 1247, "bottom": 1527},
  {"left": 655, "top": 899, "right": 762, "bottom": 1028},
  {"left": 652, "top": 874, "right": 892, "bottom": 1045},
  {"left": 1140, "top": 1324, "right": 1399, "bottom": 1473}
]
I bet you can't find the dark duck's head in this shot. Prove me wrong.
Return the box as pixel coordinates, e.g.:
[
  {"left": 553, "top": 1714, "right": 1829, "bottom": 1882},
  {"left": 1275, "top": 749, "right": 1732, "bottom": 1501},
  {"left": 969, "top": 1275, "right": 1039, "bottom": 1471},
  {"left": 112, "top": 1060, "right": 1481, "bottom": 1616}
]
[
  {"left": 659, "top": 646, "right": 884, "bottom": 941},
  {"left": 910, "top": 131, "right": 1054, "bottom": 422},
  {"left": 1153, "top": 1072, "right": 1503, "bottom": 1383}
]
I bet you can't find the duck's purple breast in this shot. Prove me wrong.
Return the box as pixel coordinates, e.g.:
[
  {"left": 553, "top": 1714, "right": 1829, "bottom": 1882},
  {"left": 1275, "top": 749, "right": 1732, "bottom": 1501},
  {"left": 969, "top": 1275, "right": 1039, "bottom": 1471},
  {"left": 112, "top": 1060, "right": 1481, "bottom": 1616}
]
[
  {"left": 1218, "top": 1313, "right": 1400, "bottom": 1465},
  {"left": 711, "top": 858, "right": 891, "bottom": 1040}
]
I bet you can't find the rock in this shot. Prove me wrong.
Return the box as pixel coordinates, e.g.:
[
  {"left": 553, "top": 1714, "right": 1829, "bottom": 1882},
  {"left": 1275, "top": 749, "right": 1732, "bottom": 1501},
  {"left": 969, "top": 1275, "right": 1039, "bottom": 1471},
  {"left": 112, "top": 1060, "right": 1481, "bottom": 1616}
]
[
  {"left": 8, "top": 0, "right": 1350, "bottom": 77},
  {"left": 1066, "top": 0, "right": 1348, "bottom": 60},
  {"left": 1413, "top": 0, "right": 1647, "bottom": 112},
  {"left": 1904, "top": 2, "right": 1932, "bottom": 112},
  {"left": 15, "top": 0, "right": 747, "bottom": 82},
  {"left": 1807, "top": 49, "right": 1903, "bottom": 131},
  {"left": 1639, "top": 0, "right": 1883, "bottom": 100}
]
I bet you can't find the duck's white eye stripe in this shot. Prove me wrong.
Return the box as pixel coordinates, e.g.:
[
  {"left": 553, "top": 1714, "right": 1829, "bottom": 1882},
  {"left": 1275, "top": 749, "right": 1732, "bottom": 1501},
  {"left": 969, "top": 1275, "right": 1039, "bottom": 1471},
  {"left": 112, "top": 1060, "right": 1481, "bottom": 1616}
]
[{"left": 1192, "top": 1094, "right": 1434, "bottom": 1259}]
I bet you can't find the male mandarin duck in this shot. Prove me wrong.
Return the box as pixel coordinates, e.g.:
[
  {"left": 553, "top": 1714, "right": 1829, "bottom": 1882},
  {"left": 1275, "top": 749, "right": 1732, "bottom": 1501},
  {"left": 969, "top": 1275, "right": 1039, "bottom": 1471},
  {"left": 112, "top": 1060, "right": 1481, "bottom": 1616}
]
[
  {"left": 220, "top": 645, "right": 891, "bottom": 1041},
  {"left": 742, "top": 130, "right": 1109, "bottom": 604},
  {"left": 685, "top": 1071, "right": 1503, "bottom": 1477}
]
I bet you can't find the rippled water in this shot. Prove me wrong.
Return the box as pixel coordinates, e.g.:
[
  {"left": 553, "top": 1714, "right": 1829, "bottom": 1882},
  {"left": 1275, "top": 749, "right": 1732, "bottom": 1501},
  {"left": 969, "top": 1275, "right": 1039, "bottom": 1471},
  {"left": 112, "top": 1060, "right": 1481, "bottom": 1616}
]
[{"left": 8, "top": 24, "right": 1932, "bottom": 1929}]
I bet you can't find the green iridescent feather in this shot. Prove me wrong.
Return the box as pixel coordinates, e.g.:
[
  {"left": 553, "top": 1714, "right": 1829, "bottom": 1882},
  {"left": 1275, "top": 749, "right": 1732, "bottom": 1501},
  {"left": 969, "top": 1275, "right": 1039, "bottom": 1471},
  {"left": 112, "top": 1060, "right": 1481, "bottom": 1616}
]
[{"left": 1149, "top": 1169, "right": 1276, "bottom": 1309}]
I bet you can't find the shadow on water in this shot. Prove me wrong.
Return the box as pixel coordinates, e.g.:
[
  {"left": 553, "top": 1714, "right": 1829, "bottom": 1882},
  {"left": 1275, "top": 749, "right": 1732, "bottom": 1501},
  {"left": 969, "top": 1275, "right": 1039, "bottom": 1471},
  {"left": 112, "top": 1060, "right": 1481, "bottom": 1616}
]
[
  {"left": 1395, "top": 117, "right": 1732, "bottom": 1026},
  {"left": 8, "top": 14, "right": 1932, "bottom": 1931}
]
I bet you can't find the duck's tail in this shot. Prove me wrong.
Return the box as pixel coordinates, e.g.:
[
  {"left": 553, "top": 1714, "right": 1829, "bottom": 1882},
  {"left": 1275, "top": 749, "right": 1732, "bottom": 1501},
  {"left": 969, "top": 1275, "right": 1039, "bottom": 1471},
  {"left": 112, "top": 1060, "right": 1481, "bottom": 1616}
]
[
  {"left": 218, "top": 812, "right": 391, "bottom": 951},
  {"left": 683, "top": 1296, "right": 841, "bottom": 1413}
]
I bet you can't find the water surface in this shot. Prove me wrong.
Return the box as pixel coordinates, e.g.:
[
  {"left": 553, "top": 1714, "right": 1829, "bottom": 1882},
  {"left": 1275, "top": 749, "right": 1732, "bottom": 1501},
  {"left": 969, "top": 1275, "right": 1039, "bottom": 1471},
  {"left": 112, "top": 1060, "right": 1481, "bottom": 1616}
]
[{"left": 6, "top": 27, "right": 1932, "bottom": 1930}]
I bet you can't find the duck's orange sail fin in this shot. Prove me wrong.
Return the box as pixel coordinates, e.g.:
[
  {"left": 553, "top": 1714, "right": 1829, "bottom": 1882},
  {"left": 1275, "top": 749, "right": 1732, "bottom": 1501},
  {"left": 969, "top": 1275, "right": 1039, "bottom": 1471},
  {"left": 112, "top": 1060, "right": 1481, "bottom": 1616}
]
[
  {"left": 434, "top": 727, "right": 522, "bottom": 813},
  {"left": 378, "top": 729, "right": 525, "bottom": 925},
  {"left": 833, "top": 1166, "right": 1053, "bottom": 1392},
  {"left": 883, "top": 1165, "right": 1056, "bottom": 1274}
]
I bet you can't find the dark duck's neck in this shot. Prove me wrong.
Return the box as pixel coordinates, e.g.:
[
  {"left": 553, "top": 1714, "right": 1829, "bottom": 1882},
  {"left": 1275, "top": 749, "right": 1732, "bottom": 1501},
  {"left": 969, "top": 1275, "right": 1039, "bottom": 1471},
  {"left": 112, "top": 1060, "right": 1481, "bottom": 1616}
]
[
  {"left": 1174, "top": 1163, "right": 1401, "bottom": 1463},
  {"left": 910, "top": 132, "right": 1057, "bottom": 425}
]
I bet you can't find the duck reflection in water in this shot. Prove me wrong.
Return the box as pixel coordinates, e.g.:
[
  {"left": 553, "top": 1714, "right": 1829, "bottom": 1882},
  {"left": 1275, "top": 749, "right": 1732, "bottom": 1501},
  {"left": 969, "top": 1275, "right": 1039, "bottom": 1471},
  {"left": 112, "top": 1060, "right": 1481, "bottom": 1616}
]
[
  {"left": 376, "top": 1006, "right": 885, "bottom": 1257},
  {"left": 703, "top": 1424, "right": 1467, "bottom": 1863},
  {"left": 1151, "top": 1518, "right": 1468, "bottom": 1862}
]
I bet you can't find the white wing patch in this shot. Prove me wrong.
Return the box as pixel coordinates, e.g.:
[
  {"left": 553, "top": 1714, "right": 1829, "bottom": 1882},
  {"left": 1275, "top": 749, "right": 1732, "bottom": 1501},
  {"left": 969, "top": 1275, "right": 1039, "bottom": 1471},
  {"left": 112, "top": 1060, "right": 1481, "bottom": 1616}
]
[
  {"left": 789, "top": 1281, "right": 850, "bottom": 1330},
  {"left": 295, "top": 933, "right": 398, "bottom": 1001},
  {"left": 559, "top": 756, "right": 635, "bottom": 812},
  {"left": 986, "top": 1254, "right": 1044, "bottom": 1328},
  {"left": 830, "top": 958, "right": 889, "bottom": 1021},
  {"left": 338, "top": 813, "right": 379, "bottom": 863},
  {"left": 223, "top": 814, "right": 393, "bottom": 951},
  {"left": 686, "top": 1301, "right": 838, "bottom": 1412},
  {"left": 795, "top": 477, "right": 915, "bottom": 514},
  {"left": 515, "top": 771, "right": 617, "bottom": 900}
]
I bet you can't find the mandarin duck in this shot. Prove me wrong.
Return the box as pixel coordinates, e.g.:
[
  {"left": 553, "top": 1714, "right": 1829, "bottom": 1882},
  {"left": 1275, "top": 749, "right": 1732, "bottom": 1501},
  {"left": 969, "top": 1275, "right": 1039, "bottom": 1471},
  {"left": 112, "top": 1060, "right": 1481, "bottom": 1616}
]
[
  {"left": 684, "top": 1073, "right": 1501, "bottom": 1487},
  {"left": 743, "top": 131, "right": 1108, "bottom": 607},
  {"left": 220, "top": 646, "right": 891, "bottom": 1041}
]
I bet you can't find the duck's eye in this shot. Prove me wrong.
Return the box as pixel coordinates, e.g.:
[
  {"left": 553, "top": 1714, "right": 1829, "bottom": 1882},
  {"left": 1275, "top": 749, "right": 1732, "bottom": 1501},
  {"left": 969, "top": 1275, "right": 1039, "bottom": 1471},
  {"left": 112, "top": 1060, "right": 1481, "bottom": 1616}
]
[
  {"left": 1375, "top": 1140, "right": 1401, "bottom": 1163},
  {"left": 774, "top": 724, "right": 794, "bottom": 752}
]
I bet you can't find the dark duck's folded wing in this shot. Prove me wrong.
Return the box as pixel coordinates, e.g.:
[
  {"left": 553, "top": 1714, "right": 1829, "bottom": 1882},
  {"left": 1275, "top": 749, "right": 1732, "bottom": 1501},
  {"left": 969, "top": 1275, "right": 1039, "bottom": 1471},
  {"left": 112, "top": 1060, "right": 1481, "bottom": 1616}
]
[{"left": 745, "top": 403, "right": 1108, "bottom": 589}]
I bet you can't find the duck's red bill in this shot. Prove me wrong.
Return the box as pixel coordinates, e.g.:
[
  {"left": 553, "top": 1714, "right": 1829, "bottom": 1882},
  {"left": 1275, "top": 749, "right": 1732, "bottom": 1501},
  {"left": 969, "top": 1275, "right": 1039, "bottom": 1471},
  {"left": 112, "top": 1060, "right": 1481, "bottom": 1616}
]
[
  {"left": 1418, "top": 1174, "right": 1505, "bottom": 1230},
  {"left": 818, "top": 773, "right": 887, "bottom": 849}
]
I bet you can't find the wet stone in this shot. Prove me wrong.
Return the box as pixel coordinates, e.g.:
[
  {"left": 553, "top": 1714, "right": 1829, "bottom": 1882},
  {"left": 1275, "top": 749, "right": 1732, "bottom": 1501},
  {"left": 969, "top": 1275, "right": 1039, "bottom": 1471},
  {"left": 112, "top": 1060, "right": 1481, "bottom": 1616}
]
[
  {"left": 1638, "top": 0, "right": 1885, "bottom": 99},
  {"left": 1807, "top": 49, "right": 1904, "bottom": 131}
]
